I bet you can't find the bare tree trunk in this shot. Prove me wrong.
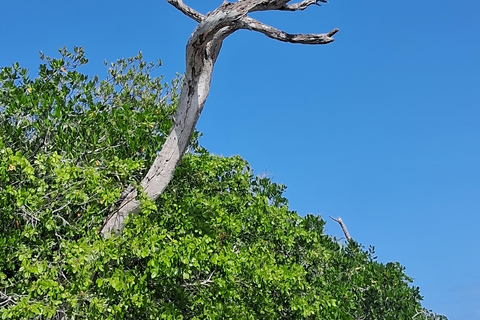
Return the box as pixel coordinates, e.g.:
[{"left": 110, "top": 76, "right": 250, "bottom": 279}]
[{"left": 101, "top": 0, "right": 339, "bottom": 237}]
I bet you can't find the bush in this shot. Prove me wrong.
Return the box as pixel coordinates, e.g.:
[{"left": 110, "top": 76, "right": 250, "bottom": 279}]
[{"left": 0, "top": 49, "right": 446, "bottom": 319}]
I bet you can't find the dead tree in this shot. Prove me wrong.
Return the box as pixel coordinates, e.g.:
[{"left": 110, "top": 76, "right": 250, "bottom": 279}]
[{"left": 100, "top": 0, "right": 339, "bottom": 237}]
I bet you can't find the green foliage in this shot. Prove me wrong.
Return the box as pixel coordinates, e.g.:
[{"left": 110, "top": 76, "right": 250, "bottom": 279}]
[{"left": 0, "top": 49, "right": 446, "bottom": 319}]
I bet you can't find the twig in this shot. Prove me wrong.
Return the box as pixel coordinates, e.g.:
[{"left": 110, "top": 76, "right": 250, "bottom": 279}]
[
  {"left": 181, "top": 271, "right": 215, "bottom": 288},
  {"left": 53, "top": 214, "right": 71, "bottom": 227},
  {"left": 329, "top": 216, "right": 352, "bottom": 241},
  {"left": 0, "top": 291, "right": 26, "bottom": 308},
  {"left": 18, "top": 205, "right": 40, "bottom": 226},
  {"left": 51, "top": 201, "right": 72, "bottom": 214}
]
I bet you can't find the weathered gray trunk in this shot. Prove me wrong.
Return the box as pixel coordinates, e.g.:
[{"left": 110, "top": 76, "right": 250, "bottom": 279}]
[
  {"left": 100, "top": 0, "right": 338, "bottom": 237},
  {"left": 100, "top": 12, "right": 234, "bottom": 236}
]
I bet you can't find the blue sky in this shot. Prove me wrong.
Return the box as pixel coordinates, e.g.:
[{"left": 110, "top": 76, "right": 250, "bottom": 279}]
[{"left": 1, "top": 0, "right": 479, "bottom": 318}]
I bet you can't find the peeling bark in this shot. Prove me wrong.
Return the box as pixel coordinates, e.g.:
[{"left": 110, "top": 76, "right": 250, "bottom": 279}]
[{"left": 100, "top": 0, "right": 338, "bottom": 237}]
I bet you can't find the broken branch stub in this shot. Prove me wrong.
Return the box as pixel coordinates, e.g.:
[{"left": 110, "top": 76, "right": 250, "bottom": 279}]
[
  {"left": 329, "top": 216, "right": 352, "bottom": 242},
  {"left": 100, "top": 0, "right": 339, "bottom": 237}
]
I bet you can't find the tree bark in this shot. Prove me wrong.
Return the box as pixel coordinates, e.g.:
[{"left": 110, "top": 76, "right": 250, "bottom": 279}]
[{"left": 101, "top": 0, "right": 338, "bottom": 237}]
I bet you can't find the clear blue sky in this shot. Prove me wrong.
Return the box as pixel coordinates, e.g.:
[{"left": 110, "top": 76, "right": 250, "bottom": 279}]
[{"left": 1, "top": 1, "right": 479, "bottom": 318}]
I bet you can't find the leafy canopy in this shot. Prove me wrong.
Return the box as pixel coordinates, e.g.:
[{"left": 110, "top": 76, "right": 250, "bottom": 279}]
[{"left": 0, "top": 48, "right": 446, "bottom": 319}]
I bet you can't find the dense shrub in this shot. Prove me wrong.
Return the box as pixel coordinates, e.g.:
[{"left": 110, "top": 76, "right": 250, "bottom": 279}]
[{"left": 0, "top": 49, "right": 446, "bottom": 319}]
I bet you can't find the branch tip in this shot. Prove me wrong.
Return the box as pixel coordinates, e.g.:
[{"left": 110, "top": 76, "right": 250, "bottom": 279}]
[
  {"left": 166, "top": 0, "right": 204, "bottom": 22},
  {"left": 327, "top": 28, "right": 339, "bottom": 37}
]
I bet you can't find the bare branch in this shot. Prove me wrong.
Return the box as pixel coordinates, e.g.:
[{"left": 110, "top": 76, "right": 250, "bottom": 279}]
[
  {"left": 241, "top": 17, "right": 338, "bottom": 44},
  {"left": 329, "top": 216, "right": 352, "bottom": 241},
  {"left": 51, "top": 201, "right": 72, "bottom": 214},
  {"left": 181, "top": 271, "right": 215, "bottom": 288},
  {"left": 280, "top": 0, "right": 328, "bottom": 11},
  {"left": 242, "top": 0, "right": 327, "bottom": 13},
  {"left": 0, "top": 291, "right": 26, "bottom": 308},
  {"left": 18, "top": 205, "right": 40, "bottom": 227},
  {"left": 166, "top": 0, "right": 204, "bottom": 22}
]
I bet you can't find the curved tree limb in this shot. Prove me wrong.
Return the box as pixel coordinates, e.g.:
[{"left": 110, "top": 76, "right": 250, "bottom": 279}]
[
  {"left": 165, "top": 0, "right": 204, "bottom": 22},
  {"left": 241, "top": 17, "right": 338, "bottom": 44},
  {"left": 100, "top": 0, "right": 339, "bottom": 237}
]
